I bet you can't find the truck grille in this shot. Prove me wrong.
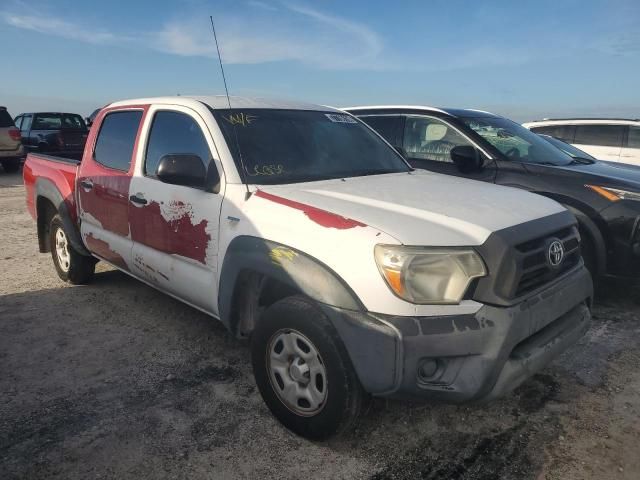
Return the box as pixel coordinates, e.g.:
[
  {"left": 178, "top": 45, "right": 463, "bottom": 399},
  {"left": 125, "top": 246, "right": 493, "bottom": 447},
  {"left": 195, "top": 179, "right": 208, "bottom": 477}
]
[{"left": 513, "top": 227, "right": 581, "bottom": 297}]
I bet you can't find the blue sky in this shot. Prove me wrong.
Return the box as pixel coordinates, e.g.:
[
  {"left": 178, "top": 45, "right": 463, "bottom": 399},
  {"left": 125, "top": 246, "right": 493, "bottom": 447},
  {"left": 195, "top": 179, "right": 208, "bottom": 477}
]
[{"left": 1, "top": 0, "right": 639, "bottom": 121}]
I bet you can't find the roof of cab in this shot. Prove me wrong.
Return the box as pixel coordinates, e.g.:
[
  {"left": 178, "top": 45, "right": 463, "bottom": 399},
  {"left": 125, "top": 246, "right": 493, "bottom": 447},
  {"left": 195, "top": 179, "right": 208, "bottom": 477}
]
[
  {"left": 108, "top": 95, "right": 336, "bottom": 112},
  {"left": 344, "top": 105, "right": 501, "bottom": 118}
]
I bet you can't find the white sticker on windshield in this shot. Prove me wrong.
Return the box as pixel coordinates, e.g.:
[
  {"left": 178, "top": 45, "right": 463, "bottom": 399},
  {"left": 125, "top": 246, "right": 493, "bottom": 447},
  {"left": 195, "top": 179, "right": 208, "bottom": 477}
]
[{"left": 325, "top": 113, "right": 358, "bottom": 124}]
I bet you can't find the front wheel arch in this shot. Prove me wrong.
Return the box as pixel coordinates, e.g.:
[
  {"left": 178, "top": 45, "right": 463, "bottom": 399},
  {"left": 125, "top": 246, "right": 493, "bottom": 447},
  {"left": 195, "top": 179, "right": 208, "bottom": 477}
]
[{"left": 562, "top": 204, "right": 607, "bottom": 277}]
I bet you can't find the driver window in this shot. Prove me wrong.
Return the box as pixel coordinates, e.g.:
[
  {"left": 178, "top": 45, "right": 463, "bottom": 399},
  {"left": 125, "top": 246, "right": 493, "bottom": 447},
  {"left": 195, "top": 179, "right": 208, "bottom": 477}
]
[
  {"left": 403, "top": 116, "right": 470, "bottom": 163},
  {"left": 145, "top": 111, "right": 212, "bottom": 177}
]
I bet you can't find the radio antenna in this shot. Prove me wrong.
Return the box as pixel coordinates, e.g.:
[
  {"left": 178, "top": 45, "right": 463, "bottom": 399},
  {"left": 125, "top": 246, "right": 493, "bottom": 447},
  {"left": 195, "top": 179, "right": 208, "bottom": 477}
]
[{"left": 209, "top": 15, "right": 251, "bottom": 199}]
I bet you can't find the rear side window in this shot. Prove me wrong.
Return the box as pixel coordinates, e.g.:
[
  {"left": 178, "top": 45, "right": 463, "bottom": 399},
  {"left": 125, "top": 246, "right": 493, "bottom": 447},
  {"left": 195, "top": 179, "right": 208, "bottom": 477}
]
[
  {"left": 361, "top": 116, "right": 402, "bottom": 147},
  {"left": 94, "top": 111, "right": 142, "bottom": 172},
  {"left": 530, "top": 125, "right": 575, "bottom": 142},
  {"left": 627, "top": 126, "right": 640, "bottom": 149},
  {"left": 0, "top": 109, "right": 14, "bottom": 127},
  {"left": 32, "top": 113, "right": 87, "bottom": 130},
  {"left": 574, "top": 125, "right": 624, "bottom": 147},
  {"left": 144, "top": 111, "right": 212, "bottom": 176}
]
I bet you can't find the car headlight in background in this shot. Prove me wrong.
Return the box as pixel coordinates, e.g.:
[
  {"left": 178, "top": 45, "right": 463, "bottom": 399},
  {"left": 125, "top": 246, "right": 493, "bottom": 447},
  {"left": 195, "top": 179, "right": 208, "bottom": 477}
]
[
  {"left": 586, "top": 185, "right": 640, "bottom": 202},
  {"left": 374, "top": 245, "right": 487, "bottom": 304}
]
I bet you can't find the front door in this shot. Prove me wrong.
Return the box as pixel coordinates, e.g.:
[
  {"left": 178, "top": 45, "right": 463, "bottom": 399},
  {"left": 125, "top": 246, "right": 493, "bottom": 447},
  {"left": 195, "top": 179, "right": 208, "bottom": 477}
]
[
  {"left": 78, "top": 108, "right": 145, "bottom": 271},
  {"left": 128, "top": 106, "right": 224, "bottom": 314},
  {"left": 401, "top": 115, "right": 497, "bottom": 182}
]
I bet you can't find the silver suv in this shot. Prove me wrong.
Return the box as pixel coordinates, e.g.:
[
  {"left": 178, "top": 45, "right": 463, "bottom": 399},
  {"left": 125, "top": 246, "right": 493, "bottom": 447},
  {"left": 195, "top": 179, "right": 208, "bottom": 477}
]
[{"left": 0, "top": 107, "right": 24, "bottom": 173}]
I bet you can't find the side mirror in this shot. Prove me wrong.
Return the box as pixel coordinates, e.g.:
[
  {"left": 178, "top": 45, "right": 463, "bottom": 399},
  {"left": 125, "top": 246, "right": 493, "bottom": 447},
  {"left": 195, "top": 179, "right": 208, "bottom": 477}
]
[
  {"left": 157, "top": 154, "right": 206, "bottom": 188},
  {"left": 450, "top": 145, "right": 483, "bottom": 173}
]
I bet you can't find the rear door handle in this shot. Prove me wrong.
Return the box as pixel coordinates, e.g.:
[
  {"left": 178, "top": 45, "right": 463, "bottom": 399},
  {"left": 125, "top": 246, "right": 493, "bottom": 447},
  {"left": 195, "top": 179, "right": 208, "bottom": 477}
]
[
  {"left": 129, "top": 194, "right": 148, "bottom": 206},
  {"left": 80, "top": 179, "right": 93, "bottom": 191}
]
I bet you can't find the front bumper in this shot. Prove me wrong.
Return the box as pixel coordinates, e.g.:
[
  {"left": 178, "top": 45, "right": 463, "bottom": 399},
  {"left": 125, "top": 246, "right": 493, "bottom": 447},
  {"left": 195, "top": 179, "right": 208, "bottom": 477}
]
[{"left": 325, "top": 265, "right": 592, "bottom": 402}]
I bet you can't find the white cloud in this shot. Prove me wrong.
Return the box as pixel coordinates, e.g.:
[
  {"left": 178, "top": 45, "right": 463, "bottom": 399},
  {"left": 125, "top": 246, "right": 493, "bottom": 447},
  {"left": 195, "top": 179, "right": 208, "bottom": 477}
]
[
  {"left": 1, "top": 12, "right": 126, "bottom": 45},
  {"left": 1, "top": 2, "right": 385, "bottom": 70}
]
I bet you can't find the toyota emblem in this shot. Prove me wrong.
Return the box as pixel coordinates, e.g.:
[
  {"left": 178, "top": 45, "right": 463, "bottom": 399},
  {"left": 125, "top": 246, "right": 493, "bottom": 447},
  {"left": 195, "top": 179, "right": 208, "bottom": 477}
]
[{"left": 548, "top": 240, "right": 565, "bottom": 268}]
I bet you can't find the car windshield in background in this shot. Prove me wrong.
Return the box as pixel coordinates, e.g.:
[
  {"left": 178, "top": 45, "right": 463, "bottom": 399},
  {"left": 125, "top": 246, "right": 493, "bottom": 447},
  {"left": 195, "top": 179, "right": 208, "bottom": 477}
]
[
  {"left": 463, "top": 117, "right": 574, "bottom": 166},
  {"left": 212, "top": 109, "right": 410, "bottom": 185},
  {"left": 0, "top": 109, "right": 14, "bottom": 128},
  {"left": 32, "top": 113, "right": 87, "bottom": 130},
  {"left": 541, "top": 135, "right": 597, "bottom": 161}
]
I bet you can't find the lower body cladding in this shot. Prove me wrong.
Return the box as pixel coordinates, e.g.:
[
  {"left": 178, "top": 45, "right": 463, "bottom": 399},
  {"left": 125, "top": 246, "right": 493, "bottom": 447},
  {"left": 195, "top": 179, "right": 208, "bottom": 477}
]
[
  {"left": 324, "top": 266, "right": 593, "bottom": 402},
  {"left": 600, "top": 204, "right": 640, "bottom": 278}
]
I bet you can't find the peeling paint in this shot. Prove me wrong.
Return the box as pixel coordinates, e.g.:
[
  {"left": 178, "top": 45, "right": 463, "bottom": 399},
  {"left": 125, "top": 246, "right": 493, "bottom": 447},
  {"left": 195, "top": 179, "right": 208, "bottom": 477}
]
[
  {"left": 255, "top": 190, "right": 366, "bottom": 230},
  {"left": 84, "top": 233, "right": 128, "bottom": 271},
  {"left": 129, "top": 201, "right": 211, "bottom": 265}
]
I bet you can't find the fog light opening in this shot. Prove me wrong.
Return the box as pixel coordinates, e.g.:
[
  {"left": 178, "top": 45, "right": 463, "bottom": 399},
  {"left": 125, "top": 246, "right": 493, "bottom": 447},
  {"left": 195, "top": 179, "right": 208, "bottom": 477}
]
[{"left": 417, "top": 358, "right": 444, "bottom": 383}]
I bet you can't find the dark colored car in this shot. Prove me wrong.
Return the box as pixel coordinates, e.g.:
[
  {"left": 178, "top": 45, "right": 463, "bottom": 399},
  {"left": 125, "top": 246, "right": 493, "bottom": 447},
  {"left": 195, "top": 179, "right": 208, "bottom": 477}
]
[
  {"left": 14, "top": 112, "right": 88, "bottom": 160},
  {"left": 86, "top": 108, "right": 101, "bottom": 127},
  {"left": 346, "top": 106, "right": 640, "bottom": 281}
]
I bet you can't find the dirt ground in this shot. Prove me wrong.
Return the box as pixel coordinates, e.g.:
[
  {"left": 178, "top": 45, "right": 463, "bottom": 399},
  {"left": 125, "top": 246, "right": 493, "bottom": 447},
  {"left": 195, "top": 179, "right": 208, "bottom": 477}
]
[{"left": 1, "top": 169, "right": 639, "bottom": 480}]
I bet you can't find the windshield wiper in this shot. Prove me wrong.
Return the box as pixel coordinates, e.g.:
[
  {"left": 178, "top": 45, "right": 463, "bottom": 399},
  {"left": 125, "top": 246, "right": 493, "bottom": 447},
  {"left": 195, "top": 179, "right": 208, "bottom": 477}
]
[{"left": 568, "top": 157, "right": 595, "bottom": 165}]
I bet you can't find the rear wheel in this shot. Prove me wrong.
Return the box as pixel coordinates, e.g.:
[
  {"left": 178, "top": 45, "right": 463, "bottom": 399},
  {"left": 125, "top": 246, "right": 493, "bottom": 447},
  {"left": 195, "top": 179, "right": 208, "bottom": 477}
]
[
  {"left": 49, "top": 214, "right": 95, "bottom": 284},
  {"left": 251, "top": 296, "right": 364, "bottom": 440},
  {"left": 1, "top": 158, "right": 21, "bottom": 173}
]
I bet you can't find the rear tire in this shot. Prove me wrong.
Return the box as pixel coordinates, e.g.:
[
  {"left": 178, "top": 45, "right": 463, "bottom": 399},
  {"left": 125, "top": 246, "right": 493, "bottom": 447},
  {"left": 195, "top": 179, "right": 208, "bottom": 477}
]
[
  {"left": 251, "top": 296, "right": 364, "bottom": 440},
  {"left": 1, "top": 158, "right": 21, "bottom": 173},
  {"left": 49, "top": 214, "right": 95, "bottom": 284}
]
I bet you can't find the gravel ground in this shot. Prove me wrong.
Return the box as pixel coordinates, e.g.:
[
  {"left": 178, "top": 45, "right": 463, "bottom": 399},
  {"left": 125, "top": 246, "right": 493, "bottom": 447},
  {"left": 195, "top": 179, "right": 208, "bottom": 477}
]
[{"left": 1, "top": 169, "right": 639, "bottom": 479}]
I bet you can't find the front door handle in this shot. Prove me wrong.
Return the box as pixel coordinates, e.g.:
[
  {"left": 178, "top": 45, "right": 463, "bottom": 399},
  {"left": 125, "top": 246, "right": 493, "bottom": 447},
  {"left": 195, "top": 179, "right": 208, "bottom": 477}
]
[
  {"left": 129, "top": 194, "right": 148, "bottom": 206},
  {"left": 80, "top": 179, "right": 93, "bottom": 191}
]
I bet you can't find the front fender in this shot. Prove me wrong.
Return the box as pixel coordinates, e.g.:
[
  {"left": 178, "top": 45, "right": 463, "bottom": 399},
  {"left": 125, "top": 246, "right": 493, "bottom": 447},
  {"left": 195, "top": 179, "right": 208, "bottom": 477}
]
[{"left": 218, "top": 236, "right": 365, "bottom": 329}]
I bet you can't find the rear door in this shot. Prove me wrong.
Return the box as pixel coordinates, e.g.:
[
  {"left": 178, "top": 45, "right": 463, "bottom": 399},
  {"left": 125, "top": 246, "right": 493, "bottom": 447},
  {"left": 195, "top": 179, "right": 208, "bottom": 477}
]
[
  {"left": 620, "top": 125, "right": 640, "bottom": 166},
  {"left": 78, "top": 107, "right": 146, "bottom": 272},
  {"left": 128, "top": 105, "right": 224, "bottom": 314},
  {"left": 573, "top": 124, "right": 624, "bottom": 162}
]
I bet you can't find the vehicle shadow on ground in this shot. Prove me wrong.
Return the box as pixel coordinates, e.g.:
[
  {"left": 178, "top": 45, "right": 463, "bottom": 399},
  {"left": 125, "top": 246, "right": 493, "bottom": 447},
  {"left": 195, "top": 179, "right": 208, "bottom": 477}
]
[
  {"left": 1, "top": 271, "right": 638, "bottom": 479},
  {"left": 0, "top": 170, "right": 24, "bottom": 188}
]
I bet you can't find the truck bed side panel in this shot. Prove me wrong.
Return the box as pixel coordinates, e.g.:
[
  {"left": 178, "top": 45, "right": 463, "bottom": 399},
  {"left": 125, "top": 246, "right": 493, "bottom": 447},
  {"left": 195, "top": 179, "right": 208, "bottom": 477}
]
[{"left": 23, "top": 153, "right": 79, "bottom": 222}]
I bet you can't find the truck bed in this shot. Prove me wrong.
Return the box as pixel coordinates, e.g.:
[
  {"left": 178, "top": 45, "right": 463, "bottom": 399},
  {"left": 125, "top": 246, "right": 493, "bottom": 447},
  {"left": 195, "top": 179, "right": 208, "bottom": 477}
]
[{"left": 23, "top": 152, "right": 80, "bottom": 222}]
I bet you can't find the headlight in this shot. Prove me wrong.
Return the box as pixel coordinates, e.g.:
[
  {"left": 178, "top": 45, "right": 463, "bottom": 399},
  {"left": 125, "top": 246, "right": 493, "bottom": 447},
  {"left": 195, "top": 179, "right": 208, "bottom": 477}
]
[
  {"left": 586, "top": 185, "right": 640, "bottom": 202},
  {"left": 374, "top": 245, "right": 487, "bottom": 304}
]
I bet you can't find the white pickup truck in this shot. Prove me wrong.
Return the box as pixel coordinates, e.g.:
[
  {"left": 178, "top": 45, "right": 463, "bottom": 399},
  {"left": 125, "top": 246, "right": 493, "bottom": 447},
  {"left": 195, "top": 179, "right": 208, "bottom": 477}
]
[{"left": 24, "top": 96, "right": 593, "bottom": 439}]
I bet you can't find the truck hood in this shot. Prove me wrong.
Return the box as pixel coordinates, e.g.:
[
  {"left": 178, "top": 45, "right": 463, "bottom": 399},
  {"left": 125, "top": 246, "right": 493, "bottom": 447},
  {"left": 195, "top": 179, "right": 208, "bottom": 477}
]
[{"left": 256, "top": 170, "right": 566, "bottom": 245}]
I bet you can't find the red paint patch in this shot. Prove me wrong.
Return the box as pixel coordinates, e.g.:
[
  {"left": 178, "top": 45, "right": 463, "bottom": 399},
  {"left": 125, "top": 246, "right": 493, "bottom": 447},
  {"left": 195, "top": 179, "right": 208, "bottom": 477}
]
[
  {"left": 129, "top": 201, "right": 211, "bottom": 265},
  {"left": 255, "top": 190, "right": 366, "bottom": 230},
  {"left": 79, "top": 175, "right": 132, "bottom": 236},
  {"left": 85, "top": 233, "right": 128, "bottom": 271}
]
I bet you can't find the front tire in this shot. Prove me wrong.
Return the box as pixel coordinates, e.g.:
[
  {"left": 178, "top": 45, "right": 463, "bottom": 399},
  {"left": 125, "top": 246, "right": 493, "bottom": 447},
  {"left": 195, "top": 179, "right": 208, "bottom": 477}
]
[
  {"left": 49, "top": 214, "right": 95, "bottom": 284},
  {"left": 251, "top": 296, "right": 364, "bottom": 440}
]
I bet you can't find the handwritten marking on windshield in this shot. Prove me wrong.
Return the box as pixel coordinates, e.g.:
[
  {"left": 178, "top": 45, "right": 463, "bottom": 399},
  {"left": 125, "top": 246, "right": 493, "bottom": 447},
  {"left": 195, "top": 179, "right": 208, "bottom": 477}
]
[
  {"left": 248, "top": 164, "right": 285, "bottom": 176},
  {"left": 225, "top": 113, "right": 257, "bottom": 126}
]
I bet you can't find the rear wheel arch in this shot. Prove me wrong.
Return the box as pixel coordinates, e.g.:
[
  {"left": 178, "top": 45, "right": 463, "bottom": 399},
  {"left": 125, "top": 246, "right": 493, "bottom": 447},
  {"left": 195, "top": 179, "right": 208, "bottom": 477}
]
[{"left": 34, "top": 178, "right": 90, "bottom": 256}]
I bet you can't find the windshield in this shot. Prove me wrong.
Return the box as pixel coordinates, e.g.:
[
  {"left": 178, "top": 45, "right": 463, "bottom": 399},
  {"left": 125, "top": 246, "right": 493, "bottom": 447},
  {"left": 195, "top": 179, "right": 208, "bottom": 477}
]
[
  {"left": 463, "top": 117, "right": 574, "bottom": 166},
  {"left": 541, "top": 135, "right": 596, "bottom": 161},
  {"left": 212, "top": 109, "right": 410, "bottom": 185}
]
